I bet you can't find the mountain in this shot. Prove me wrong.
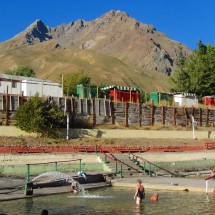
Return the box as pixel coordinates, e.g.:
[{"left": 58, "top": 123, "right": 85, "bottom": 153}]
[{"left": 0, "top": 10, "right": 191, "bottom": 91}]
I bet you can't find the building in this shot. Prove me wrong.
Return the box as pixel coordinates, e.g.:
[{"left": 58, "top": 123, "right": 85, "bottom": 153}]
[
  {"left": 150, "top": 92, "right": 170, "bottom": 105},
  {"left": 101, "top": 85, "right": 140, "bottom": 103},
  {"left": 203, "top": 96, "right": 215, "bottom": 106},
  {"left": 0, "top": 74, "right": 63, "bottom": 97},
  {"left": 76, "top": 84, "right": 98, "bottom": 99},
  {"left": 173, "top": 93, "right": 198, "bottom": 107}
]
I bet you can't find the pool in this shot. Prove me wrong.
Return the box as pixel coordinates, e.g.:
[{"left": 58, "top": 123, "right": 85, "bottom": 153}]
[{"left": 0, "top": 187, "right": 215, "bottom": 215}]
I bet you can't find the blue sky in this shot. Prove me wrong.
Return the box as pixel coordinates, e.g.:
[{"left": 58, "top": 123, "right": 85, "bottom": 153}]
[{"left": 0, "top": 0, "right": 214, "bottom": 49}]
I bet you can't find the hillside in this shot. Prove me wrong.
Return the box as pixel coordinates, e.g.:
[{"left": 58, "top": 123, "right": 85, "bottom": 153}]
[{"left": 0, "top": 10, "right": 191, "bottom": 92}]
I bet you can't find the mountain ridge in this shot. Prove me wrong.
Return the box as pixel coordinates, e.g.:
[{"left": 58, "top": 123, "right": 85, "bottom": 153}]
[{"left": 0, "top": 10, "right": 191, "bottom": 91}]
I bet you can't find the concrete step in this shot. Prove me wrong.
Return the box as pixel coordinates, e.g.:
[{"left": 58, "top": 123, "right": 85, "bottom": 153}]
[{"left": 99, "top": 153, "right": 148, "bottom": 176}]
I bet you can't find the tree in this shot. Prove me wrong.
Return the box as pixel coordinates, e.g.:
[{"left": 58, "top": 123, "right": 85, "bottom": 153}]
[
  {"left": 62, "top": 72, "right": 91, "bottom": 96},
  {"left": 170, "top": 47, "right": 191, "bottom": 93},
  {"left": 15, "top": 94, "right": 65, "bottom": 137},
  {"left": 4, "top": 66, "right": 36, "bottom": 77},
  {"left": 170, "top": 41, "right": 215, "bottom": 97}
]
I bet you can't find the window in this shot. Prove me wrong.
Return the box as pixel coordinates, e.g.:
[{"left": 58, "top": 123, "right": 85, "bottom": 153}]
[{"left": 12, "top": 81, "right": 17, "bottom": 88}]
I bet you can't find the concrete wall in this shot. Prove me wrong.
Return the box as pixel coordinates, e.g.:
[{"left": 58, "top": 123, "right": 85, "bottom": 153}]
[{"left": 1, "top": 126, "right": 215, "bottom": 140}]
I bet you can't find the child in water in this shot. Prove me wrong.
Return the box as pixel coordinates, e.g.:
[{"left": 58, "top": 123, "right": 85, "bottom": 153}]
[
  {"left": 70, "top": 181, "right": 78, "bottom": 193},
  {"left": 134, "top": 179, "right": 145, "bottom": 205}
]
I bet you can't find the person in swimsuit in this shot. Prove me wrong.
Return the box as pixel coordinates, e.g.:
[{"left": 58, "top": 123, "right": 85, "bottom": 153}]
[{"left": 134, "top": 179, "right": 145, "bottom": 205}]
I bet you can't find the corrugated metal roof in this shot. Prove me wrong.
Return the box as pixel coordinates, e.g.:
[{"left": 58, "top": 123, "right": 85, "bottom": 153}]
[
  {"left": 101, "top": 85, "right": 138, "bottom": 91},
  {"left": 174, "top": 92, "right": 196, "bottom": 97},
  {"left": 0, "top": 73, "right": 52, "bottom": 83}
]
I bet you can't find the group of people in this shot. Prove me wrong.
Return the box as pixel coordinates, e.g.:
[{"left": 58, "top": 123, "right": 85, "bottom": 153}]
[{"left": 133, "top": 166, "right": 215, "bottom": 206}]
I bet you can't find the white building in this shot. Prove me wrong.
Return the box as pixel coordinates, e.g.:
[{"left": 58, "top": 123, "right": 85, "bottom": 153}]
[
  {"left": 0, "top": 74, "right": 63, "bottom": 97},
  {"left": 174, "top": 93, "right": 198, "bottom": 107}
]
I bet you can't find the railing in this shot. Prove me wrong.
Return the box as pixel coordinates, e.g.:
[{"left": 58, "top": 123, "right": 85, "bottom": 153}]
[
  {"left": 129, "top": 152, "right": 180, "bottom": 177},
  {"left": 205, "top": 174, "right": 215, "bottom": 193},
  {"left": 24, "top": 159, "right": 82, "bottom": 195},
  {"left": 0, "top": 145, "right": 205, "bottom": 154},
  {"left": 99, "top": 148, "right": 124, "bottom": 178},
  {"left": 205, "top": 142, "right": 215, "bottom": 150}
]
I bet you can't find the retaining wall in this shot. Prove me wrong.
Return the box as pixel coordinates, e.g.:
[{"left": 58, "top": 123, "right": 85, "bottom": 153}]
[{"left": 0, "top": 94, "right": 215, "bottom": 128}]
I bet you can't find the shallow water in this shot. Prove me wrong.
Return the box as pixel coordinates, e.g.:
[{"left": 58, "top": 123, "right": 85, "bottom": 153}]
[{"left": 0, "top": 187, "right": 215, "bottom": 215}]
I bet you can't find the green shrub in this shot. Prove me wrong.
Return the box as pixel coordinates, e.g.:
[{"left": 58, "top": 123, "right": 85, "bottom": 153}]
[{"left": 15, "top": 94, "right": 65, "bottom": 137}]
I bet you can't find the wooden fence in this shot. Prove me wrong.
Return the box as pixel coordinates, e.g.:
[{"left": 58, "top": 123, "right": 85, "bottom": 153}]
[{"left": 0, "top": 94, "right": 215, "bottom": 127}]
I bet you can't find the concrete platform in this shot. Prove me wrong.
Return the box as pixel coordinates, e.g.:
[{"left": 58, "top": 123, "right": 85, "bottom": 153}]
[
  {"left": 0, "top": 182, "right": 111, "bottom": 202},
  {"left": 112, "top": 176, "right": 215, "bottom": 193}
]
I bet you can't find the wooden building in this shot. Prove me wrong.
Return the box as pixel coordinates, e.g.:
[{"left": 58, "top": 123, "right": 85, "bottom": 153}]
[
  {"left": 0, "top": 74, "right": 63, "bottom": 97},
  {"left": 101, "top": 85, "right": 140, "bottom": 103}
]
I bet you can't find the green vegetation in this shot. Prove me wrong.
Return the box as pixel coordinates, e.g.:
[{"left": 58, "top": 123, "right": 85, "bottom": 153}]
[
  {"left": 4, "top": 65, "right": 36, "bottom": 77},
  {"left": 15, "top": 94, "right": 65, "bottom": 137},
  {"left": 170, "top": 41, "right": 215, "bottom": 97},
  {"left": 62, "top": 72, "right": 91, "bottom": 96}
]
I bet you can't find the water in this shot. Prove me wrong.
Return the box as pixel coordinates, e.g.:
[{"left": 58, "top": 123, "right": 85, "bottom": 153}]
[{"left": 0, "top": 187, "right": 215, "bottom": 215}]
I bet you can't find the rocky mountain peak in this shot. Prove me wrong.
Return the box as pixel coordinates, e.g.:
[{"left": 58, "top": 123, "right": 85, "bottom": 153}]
[{"left": 13, "top": 19, "right": 52, "bottom": 45}]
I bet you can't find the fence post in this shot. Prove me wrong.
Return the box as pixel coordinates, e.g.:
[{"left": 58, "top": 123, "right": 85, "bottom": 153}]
[
  {"left": 5, "top": 88, "right": 9, "bottom": 126},
  {"left": 92, "top": 99, "right": 95, "bottom": 126},
  {"left": 151, "top": 103, "right": 154, "bottom": 126},
  {"left": 138, "top": 102, "right": 141, "bottom": 127},
  {"left": 110, "top": 100, "right": 115, "bottom": 125},
  {"left": 199, "top": 107, "right": 202, "bottom": 127},
  {"left": 162, "top": 106, "right": 165, "bottom": 126},
  {"left": 95, "top": 145, "right": 98, "bottom": 154},
  {"left": 54, "top": 162, "right": 58, "bottom": 171},
  {"left": 206, "top": 107, "right": 209, "bottom": 126},
  {"left": 125, "top": 102, "right": 128, "bottom": 127},
  {"left": 173, "top": 105, "right": 176, "bottom": 126},
  {"left": 184, "top": 108, "right": 188, "bottom": 127}
]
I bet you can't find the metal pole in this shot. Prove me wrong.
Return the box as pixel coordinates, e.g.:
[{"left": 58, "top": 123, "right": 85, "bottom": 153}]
[
  {"left": 192, "top": 116, "right": 196, "bottom": 139},
  {"left": 79, "top": 159, "right": 82, "bottom": 173},
  {"left": 26, "top": 164, "right": 30, "bottom": 183},
  {"left": 206, "top": 180, "right": 208, "bottom": 194},
  {"left": 144, "top": 161, "right": 146, "bottom": 174},
  {"left": 149, "top": 163, "right": 152, "bottom": 177},
  {"left": 95, "top": 145, "right": 98, "bottom": 154},
  {"left": 115, "top": 162, "right": 118, "bottom": 174},
  {"left": 54, "top": 162, "right": 58, "bottom": 171},
  {"left": 120, "top": 164, "right": 123, "bottom": 178}
]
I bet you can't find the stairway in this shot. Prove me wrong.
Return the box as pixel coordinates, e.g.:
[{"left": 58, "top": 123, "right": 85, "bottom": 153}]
[{"left": 99, "top": 153, "right": 148, "bottom": 178}]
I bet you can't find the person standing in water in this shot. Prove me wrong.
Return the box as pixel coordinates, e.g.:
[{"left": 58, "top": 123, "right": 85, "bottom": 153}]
[{"left": 134, "top": 179, "right": 145, "bottom": 204}]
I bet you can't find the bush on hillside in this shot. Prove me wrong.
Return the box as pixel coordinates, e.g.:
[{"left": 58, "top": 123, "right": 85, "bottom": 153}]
[{"left": 4, "top": 66, "right": 36, "bottom": 77}]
